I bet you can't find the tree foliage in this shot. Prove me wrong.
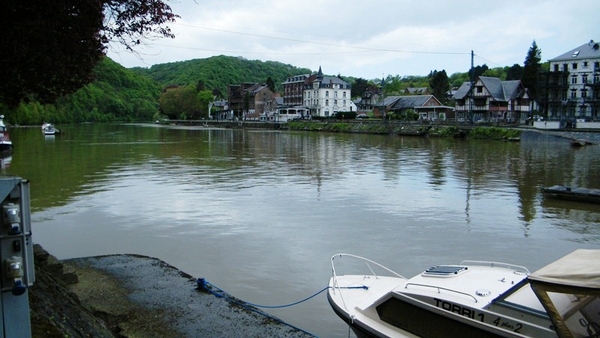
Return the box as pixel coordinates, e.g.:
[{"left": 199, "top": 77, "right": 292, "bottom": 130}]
[
  {"left": 0, "top": 0, "right": 177, "bottom": 107},
  {"left": 468, "top": 64, "right": 489, "bottom": 80},
  {"left": 266, "top": 77, "right": 275, "bottom": 92},
  {"left": 506, "top": 64, "right": 523, "bottom": 80},
  {"left": 133, "top": 56, "right": 312, "bottom": 98},
  {"left": 2, "top": 58, "right": 161, "bottom": 124},
  {"left": 159, "top": 85, "right": 202, "bottom": 119},
  {"left": 522, "top": 40, "right": 542, "bottom": 100},
  {"left": 428, "top": 70, "right": 450, "bottom": 104},
  {"left": 102, "top": 0, "right": 178, "bottom": 50}
]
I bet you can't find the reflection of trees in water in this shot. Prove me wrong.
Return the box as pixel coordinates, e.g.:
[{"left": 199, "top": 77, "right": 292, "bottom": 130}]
[{"left": 9, "top": 125, "right": 600, "bottom": 241}]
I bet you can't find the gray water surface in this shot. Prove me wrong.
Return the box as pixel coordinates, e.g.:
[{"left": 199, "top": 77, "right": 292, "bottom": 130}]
[{"left": 6, "top": 123, "right": 600, "bottom": 337}]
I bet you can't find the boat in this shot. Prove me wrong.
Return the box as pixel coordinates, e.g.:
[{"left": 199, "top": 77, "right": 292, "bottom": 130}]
[
  {"left": 328, "top": 250, "right": 600, "bottom": 338},
  {"left": 42, "top": 123, "right": 59, "bottom": 135},
  {"left": 0, "top": 115, "right": 13, "bottom": 155},
  {"left": 571, "top": 139, "right": 593, "bottom": 147},
  {"left": 542, "top": 185, "right": 600, "bottom": 204}
]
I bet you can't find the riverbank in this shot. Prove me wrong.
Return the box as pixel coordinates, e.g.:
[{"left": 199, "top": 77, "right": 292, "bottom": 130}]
[
  {"left": 168, "top": 119, "right": 600, "bottom": 142},
  {"left": 30, "top": 245, "right": 315, "bottom": 337}
]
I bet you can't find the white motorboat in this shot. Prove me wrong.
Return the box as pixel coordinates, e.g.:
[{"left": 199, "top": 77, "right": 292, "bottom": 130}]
[
  {"left": 0, "top": 115, "right": 13, "bottom": 155},
  {"left": 42, "top": 123, "right": 59, "bottom": 135},
  {"left": 328, "top": 250, "right": 600, "bottom": 337}
]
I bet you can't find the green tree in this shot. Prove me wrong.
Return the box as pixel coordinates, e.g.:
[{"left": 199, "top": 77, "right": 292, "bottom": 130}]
[
  {"left": 384, "top": 75, "right": 404, "bottom": 95},
  {"left": 266, "top": 77, "right": 275, "bottom": 92},
  {"left": 428, "top": 70, "right": 450, "bottom": 104},
  {"left": 158, "top": 85, "right": 201, "bottom": 119},
  {"left": 468, "top": 64, "right": 489, "bottom": 80},
  {"left": 522, "top": 40, "right": 542, "bottom": 100},
  {"left": 197, "top": 90, "right": 215, "bottom": 118},
  {"left": 506, "top": 64, "right": 523, "bottom": 80},
  {"left": 351, "top": 78, "right": 370, "bottom": 98},
  {"left": 0, "top": 0, "right": 177, "bottom": 107}
]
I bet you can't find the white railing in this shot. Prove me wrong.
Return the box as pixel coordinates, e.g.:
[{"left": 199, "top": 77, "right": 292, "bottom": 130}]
[
  {"left": 330, "top": 253, "right": 407, "bottom": 311},
  {"left": 330, "top": 253, "right": 406, "bottom": 288},
  {"left": 459, "top": 260, "right": 529, "bottom": 274}
]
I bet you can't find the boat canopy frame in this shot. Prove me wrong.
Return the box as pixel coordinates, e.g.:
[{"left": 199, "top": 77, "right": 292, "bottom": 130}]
[{"left": 528, "top": 249, "right": 600, "bottom": 338}]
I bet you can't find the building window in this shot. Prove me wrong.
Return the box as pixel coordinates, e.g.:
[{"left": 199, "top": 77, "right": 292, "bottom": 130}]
[
  {"left": 553, "top": 64, "right": 559, "bottom": 72},
  {"left": 572, "top": 63, "right": 578, "bottom": 70},
  {"left": 326, "top": 99, "right": 329, "bottom": 106},
  {"left": 476, "top": 86, "right": 483, "bottom": 93},
  {"left": 326, "top": 91, "right": 329, "bottom": 97},
  {"left": 583, "top": 61, "right": 589, "bottom": 67},
  {"left": 582, "top": 75, "right": 588, "bottom": 84},
  {"left": 572, "top": 76, "right": 577, "bottom": 84},
  {"left": 343, "top": 92, "right": 347, "bottom": 98},
  {"left": 571, "top": 90, "right": 577, "bottom": 99},
  {"left": 582, "top": 89, "right": 588, "bottom": 98}
]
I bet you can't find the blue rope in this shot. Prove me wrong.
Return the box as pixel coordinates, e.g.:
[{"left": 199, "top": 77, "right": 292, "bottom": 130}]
[
  {"left": 195, "top": 278, "right": 369, "bottom": 336},
  {"left": 197, "top": 278, "right": 368, "bottom": 308}
]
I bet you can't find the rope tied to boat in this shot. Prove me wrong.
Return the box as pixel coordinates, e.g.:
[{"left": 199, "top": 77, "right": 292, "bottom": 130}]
[
  {"left": 195, "top": 278, "right": 368, "bottom": 336},
  {"left": 196, "top": 277, "right": 318, "bottom": 336},
  {"left": 196, "top": 278, "right": 368, "bottom": 309}
]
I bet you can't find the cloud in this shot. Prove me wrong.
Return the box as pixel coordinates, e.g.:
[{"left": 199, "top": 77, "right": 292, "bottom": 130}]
[{"left": 107, "top": 0, "right": 600, "bottom": 80}]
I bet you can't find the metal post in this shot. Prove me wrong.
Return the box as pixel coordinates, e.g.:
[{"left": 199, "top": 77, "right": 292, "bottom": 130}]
[{"left": 0, "top": 177, "right": 33, "bottom": 338}]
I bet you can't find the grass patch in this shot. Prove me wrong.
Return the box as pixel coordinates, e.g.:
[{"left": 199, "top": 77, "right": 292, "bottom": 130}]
[{"left": 469, "top": 127, "right": 521, "bottom": 139}]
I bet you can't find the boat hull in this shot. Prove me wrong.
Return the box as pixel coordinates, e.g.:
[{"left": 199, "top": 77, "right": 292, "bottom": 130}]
[{"left": 542, "top": 185, "right": 600, "bottom": 204}]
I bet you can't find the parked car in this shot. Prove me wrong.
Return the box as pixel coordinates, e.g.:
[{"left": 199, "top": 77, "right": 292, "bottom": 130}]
[{"left": 356, "top": 114, "right": 368, "bottom": 119}]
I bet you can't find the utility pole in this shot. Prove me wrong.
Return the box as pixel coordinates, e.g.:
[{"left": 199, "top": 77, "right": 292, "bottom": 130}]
[{"left": 469, "top": 50, "right": 474, "bottom": 124}]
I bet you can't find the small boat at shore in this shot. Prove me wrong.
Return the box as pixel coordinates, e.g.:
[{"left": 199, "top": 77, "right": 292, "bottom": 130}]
[
  {"left": 542, "top": 185, "right": 600, "bottom": 204},
  {"left": 0, "top": 115, "right": 13, "bottom": 155},
  {"left": 328, "top": 250, "right": 600, "bottom": 337}
]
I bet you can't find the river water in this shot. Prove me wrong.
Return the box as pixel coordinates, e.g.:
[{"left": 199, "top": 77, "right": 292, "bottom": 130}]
[{"left": 4, "top": 123, "right": 600, "bottom": 337}]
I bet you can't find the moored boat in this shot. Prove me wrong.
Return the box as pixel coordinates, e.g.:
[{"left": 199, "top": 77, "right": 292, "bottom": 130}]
[
  {"left": 542, "top": 185, "right": 600, "bottom": 204},
  {"left": 328, "top": 250, "right": 600, "bottom": 337},
  {"left": 0, "top": 115, "right": 13, "bottom": 155}
]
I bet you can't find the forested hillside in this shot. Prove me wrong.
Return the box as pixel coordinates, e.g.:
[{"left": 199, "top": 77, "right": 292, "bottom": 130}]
[
  {"left": 131, "top": 55, "right": 312, "bottom": 96},
  {"left": 3, "top": 58, "right": 161, "bottom": 125},
  {"left": 1, "top": 53, "right": 530, "bottom": 125}
]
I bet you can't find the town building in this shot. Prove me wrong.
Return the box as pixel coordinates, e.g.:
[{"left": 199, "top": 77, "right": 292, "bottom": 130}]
[
  {"left": 374, "top": 95, "right": 454, "bottom": 121},
  {"left": 282, "top": 74, "right": 310, "bottom": 106},
  {"left": 453, "top": 76, "right": 531, "bottom": 124},
  {"left": 356, "top": 89, "right": 382, "bottom": 113},
  {"left": 538, "top": 40, "right": 600, "bottom": 129},
  {"left": 303, "top": 67, "right": 356, "bottom": 117},
  {"left": 227, "top": 83, "right": 276, "bottom": 120}
]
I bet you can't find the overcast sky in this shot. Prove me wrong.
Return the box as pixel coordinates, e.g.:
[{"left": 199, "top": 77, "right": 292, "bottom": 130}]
[{"left": 106, "top": 0, "right": 599, "bottom": 80}]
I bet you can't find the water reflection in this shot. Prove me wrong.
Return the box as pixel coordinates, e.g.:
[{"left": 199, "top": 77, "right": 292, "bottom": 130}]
[{"left": 5, "top": 124, "right": 600, "bottom": 337}]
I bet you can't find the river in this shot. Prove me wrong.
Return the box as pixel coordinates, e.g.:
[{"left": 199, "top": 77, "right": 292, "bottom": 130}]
[{"left": 4, "top": 123, "right": 600, "bottom": 337}]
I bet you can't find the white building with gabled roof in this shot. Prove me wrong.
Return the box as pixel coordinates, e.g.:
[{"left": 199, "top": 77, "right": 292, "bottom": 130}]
[{"left": 303, "top": 67, "right": 356, "bottom": 117}]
